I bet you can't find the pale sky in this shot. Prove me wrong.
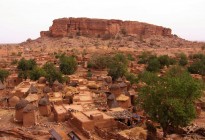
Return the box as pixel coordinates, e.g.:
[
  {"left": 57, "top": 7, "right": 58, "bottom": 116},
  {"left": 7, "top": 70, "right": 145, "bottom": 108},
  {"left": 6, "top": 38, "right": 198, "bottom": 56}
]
[{"left": 0, "top": 0, "right": 204, "bottom": 43}]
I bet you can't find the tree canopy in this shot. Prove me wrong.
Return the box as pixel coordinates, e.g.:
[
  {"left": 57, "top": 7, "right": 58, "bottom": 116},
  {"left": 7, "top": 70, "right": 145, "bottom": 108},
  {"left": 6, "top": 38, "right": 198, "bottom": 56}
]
[
  {"left": 59, "top": 55, "right": 78, "bottom": 75},
  {"left": 138, "top": 66, "right": 204, "bottom": 137},
  {"left": 0, "top": 69, "right": 9, "bottom": 83},
  {"left": 43, "top": 62, "right": 63, "bottom": 85}
]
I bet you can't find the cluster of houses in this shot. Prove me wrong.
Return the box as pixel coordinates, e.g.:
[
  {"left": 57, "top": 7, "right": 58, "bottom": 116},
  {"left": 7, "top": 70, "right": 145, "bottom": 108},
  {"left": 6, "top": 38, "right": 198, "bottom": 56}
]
[{"left": 0, "top": 61, "right": 147, "bottom": 139}]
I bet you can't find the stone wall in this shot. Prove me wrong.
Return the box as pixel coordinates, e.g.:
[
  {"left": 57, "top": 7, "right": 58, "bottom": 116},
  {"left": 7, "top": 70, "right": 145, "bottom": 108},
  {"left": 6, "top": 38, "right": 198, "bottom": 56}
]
[{"left": 41, "top": 17, "right": 172, "bottom": 38}]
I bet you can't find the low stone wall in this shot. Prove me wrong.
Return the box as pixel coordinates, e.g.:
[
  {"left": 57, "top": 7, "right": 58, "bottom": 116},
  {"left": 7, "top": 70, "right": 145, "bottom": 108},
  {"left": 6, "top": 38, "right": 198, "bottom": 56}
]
[{"left": 94, "top": 126, "right": 130, "bottom": 140}]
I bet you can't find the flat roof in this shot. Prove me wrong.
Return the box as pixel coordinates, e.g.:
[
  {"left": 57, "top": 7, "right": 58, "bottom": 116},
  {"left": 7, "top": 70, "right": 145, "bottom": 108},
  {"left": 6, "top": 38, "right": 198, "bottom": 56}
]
[
  {"left": 83, "top": 110, "right": 113, "bottom": 119},
  {"left": 54, "top": 105, "right": 67, "bottom": 114},
  {"left": 72, "top": 112, "right": 91, "bottom": 123},
  {"left": 63, "top": 104, "right": 83, "bottom": 112}
]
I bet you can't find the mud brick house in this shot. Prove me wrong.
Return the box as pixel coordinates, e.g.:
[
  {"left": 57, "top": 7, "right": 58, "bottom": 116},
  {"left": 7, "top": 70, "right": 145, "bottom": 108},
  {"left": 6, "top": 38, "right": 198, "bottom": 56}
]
[
  {"left": 53, "top": 105, "right": 67, "bottom": 122},
  {"left": 69, "top": 110, "right": 115, "bottom": 131}
]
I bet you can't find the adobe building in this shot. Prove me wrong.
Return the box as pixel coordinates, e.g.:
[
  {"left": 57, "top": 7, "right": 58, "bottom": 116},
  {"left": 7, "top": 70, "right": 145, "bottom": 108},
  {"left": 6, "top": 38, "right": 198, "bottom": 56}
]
[
  {"left": 38, "top": 97, "right": 51, "bottom": 116},
  {"left": 23, "top": 104, "right": 39, "bottom": 127},
  {"left": 70, "top": 110, "right": 115, "bottom": 131},
  {"left": 53, "top": 105, "right": 67, "bottom": 122},
  {"left": 15, "top": 99, "right": 29, "bottom": 122}
]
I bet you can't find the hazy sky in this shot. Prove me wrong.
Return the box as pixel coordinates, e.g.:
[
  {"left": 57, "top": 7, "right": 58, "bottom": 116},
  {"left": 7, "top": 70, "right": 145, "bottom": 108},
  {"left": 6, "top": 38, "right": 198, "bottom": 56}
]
[{"left": 0, "top": 0, "right": 204, "bottom": 43}]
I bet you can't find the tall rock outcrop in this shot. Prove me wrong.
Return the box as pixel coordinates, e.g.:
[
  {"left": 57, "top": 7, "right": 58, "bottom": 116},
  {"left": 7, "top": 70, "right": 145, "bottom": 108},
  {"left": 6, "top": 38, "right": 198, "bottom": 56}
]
[{"left": 40, "top": 17, "right": 172, "bottom": 38}]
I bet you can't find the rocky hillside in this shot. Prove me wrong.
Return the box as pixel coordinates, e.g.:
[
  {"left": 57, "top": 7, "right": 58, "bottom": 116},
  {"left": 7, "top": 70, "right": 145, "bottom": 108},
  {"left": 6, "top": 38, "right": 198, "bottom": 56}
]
[{"left": 40, "top": 17, "right": 172, "bottom": 38}]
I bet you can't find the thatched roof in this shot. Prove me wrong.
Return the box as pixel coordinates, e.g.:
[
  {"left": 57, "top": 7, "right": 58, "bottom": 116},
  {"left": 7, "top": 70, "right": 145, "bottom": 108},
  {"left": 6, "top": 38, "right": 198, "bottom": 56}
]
[
  {"left": 119, "top": 82, "right": 127, "bottom": 88},
  {"left": 23, "top": 104, "right": 37, "bottom": 113},
  {"left": 15, "top": 99, "right": 29, "bottom": 110},
  {"left": 38, "top": 77, "right": 46, "bottom": 84},
  {"left": 107, "top": 93, "right": 115, "bottom": 100},
  {"left": 38, "top": 97, "right": 50, "bottom": 106},
  {"left": 43, "top": 86, "right": 51, "bottom": 93},
  {"left": 109, "top": 84, "right": 120, "bottom": 90},
  {"left": 53, "top": 80, "right": 60, "bottom": 86},
  {"left": 110, "top": 100, "right": 119, "bottom": 108},
  {"left": 29, "top": 84, "right": 38, "bottom": 94},
  {"left": 0, "top": 81, "right": 5, "bottom": 90}
]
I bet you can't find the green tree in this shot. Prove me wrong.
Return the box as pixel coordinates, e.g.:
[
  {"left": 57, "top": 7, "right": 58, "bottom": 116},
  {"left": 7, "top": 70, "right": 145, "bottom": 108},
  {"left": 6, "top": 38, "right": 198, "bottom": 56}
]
[
  {"left": 125, "top": 72, "right": 138, "bottom": 85},
  {"left": 17, "top": 58, "right": 37, "bottom": 79},
  {"left": 138, "top": 66, "right": 203, "bottom": 137},
  {"left": 30, "top": 67, "right": 47, "bottom": 81},
  {"left": 43, "top": 62, "right": 63, "bottom": 85},
  {"left": 158, "top": 55, "right": 171, "bottom": 67},
  {"left": 138, "top": 51, "right": 156, "bottom": 64},
  {"left": 188, "top": 61, "right": 205, "bottom": 75},
  {"left": 59, "top": 55, "right": 77, "bottom": 75},
  {"left": 107, "top": 53, "right": 128, "bottom": 81},
  {"left": 0, "top": 69, "right": 9, "bottom": 83},
  {"left": 88, "top": 54, "right": 112, "bottom": 69}
]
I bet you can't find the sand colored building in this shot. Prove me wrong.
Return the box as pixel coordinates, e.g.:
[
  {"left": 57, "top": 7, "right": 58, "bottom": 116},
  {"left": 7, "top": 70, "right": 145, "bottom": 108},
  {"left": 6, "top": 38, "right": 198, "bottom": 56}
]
[
  {"left": 53, "top": 105, "right": 67, "bottom": 122},
  {"left": 70, "top": 110, "right": 115, "bottom": 131}
]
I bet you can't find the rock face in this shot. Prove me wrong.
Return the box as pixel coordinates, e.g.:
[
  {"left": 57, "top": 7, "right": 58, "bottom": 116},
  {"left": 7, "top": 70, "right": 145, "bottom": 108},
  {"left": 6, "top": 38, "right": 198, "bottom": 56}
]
[{"left": 41, "top": 17, "right": 172, "bottom": 38}]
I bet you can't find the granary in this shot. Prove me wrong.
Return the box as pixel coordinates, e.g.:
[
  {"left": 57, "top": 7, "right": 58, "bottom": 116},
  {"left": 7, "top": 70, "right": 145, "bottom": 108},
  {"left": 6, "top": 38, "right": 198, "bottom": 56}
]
[
  {"left": 53, "top": 105, "right": 67, "bottom": 122},
  {"left": 23, "top": 104, "right": 38, "bottom": 127},
  {"left": 38, "top": 77, "right": 46, "bottom": 84},
  {"left": 38, "top": 97, "right": 51, "bottom": 116},
  {"left": 43, "top": 85, "right": 51, "bottom": 93},
  {"left": 15, "top": 99, "right": 29, "bottom": 122},
  {"left": 116, "top": 94, "right": 131, "bottom": 109},
  {"left": 107, "top": 93, "right": 119, "bottom": 108},
  {"left": 28, "top": 84, "right": 38, "bottom": 94},
  {"left": 119, "top": 82, "right": 128, "bottom": 92},
  {"left": 129, "top": 88, "right": 137, "bottom": 105},
  {"left": 109, "top": 84, "right": 121, "bottom": 97},
  {"left": 52, "top": 80, "right": 62, "bottom": 92},
  {"left": 8, "top": 96, "right": 20, "bottom": 108}
]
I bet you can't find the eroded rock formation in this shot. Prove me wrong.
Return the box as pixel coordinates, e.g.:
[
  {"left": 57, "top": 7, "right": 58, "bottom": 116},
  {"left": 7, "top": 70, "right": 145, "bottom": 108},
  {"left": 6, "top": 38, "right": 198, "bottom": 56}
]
[{"left": 41, "top": 17, "right": 172, "bottom": 38}]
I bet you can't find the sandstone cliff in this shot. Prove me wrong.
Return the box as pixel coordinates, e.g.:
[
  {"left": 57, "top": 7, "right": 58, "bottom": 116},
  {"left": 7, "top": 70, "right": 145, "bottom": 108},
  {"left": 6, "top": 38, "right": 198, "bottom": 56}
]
[{"left": 41, "top": 17, "right": 172, "bottom": 38}]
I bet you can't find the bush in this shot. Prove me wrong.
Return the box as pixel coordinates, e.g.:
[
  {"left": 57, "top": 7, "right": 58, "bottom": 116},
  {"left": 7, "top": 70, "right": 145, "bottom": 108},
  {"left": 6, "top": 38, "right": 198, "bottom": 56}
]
[
  {"left": 88, "top": 54, "right": 111, "bottom": 70},
  {"left": 30, "top": 67, "right": 46, "bottom": 81},
  {"left": 125, "top": 72, "right": 138, "bottom": 85},
  {"left": 146, "top": 58, "right": 161, "bottom": 72},
  {"left": 59, "top": 55, "right": 77, "bottom": 75},
  {"left": 138, "top": 51, "right": 156, "bottom": 64},
  {"left": 158, "top": 55, "right": 171, "bottom": 67},
  {"left": 178, "top": 53, "right": 188, "bottom": 66},
  {"left": 0, "top": 69, "right": 9, "bottom": 83},
  {"left": 188, "top": 61, "right": 205, "bottom": 75}
]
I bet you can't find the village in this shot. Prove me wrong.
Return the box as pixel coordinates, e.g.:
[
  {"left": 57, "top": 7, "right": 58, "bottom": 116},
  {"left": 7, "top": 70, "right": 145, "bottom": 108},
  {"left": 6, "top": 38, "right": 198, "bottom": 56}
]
[{"left": 0, "top": 18, "right": 205, "bottom": 140}]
